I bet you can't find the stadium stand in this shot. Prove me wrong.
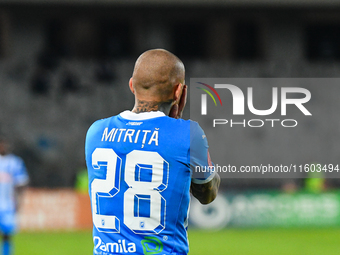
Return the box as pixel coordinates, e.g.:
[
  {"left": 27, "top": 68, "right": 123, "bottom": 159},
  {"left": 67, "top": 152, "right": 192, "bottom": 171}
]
[{"left": 1, "top": 3, "right": 340, "bottom": 190}]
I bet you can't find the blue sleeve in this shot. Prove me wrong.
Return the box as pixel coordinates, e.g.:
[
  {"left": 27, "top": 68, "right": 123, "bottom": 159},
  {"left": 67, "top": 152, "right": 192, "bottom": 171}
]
[
  {"left": 190, "top": 121, "right": 215, "bottom": 184},
  {"left": 13, "top": 157, "right": 29, "bottom": 186}
]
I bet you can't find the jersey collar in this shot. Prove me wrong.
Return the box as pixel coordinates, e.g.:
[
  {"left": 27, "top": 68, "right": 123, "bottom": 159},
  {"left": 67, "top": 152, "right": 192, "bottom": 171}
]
[{"left": 120, "top": 110, "right": 166, "bottom": 120}]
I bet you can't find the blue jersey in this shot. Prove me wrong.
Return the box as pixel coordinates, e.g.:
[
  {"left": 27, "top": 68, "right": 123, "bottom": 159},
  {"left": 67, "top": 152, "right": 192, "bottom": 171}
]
[
  {"left": 85, "top": 111, "right": 214, "bottom": 255},
  {"left": 0, "top": 154, "right": 29, "bottom": 212}
]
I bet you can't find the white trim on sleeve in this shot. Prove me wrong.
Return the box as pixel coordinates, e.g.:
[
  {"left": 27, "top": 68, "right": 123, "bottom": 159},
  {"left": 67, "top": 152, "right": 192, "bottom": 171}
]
[{"left": 191, "top": 171, "right": 216, "bottom": 184}]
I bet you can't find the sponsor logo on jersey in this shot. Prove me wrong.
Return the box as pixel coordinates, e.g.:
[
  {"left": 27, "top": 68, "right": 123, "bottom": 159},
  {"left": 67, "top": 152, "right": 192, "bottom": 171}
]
[
  {"left": 126, "top": 121, "right": 143, "bottom": 126},
  {"left": 141, "top": 236, "right": 163, "bottom": 255},
  {"left": 94, "top": 236, "right": 136, "bottom": 253}
]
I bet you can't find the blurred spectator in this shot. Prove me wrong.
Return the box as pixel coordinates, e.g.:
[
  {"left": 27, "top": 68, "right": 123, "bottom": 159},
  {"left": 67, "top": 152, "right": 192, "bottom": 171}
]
[
  {"left": 95, "top": 62, "right": 116, "bottom": 84},
  {"left": 30, "top": 67, "right": 50, "bottom": 96},
  {"left": 37, "top": 50, "right": 59, "bottom": 71},
  {"left": 282, "top": 180, "right": 299, "bottom": 194},
  {"left": 61, "top": 71, "right": 80, "bottom": 94},
  {"left": 0, "top": 136, "right": 29, "bottom": 255}
]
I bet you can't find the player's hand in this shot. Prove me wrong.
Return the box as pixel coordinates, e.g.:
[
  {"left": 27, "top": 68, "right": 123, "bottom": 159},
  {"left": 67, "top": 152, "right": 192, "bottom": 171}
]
[{"left": 169, "top": 84, "right": 187, "bottom": 119}]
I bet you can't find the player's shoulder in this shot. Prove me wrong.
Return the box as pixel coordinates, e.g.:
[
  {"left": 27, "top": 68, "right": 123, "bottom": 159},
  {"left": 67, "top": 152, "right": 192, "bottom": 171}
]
[
  {"left": 86, "top": 115, "right": 118, "bottom": 134},
  {"left": 162, "top": 118, "right": 205, "bottom": 141},
  {"left": 5, "top": 153, "right": 24, "bottom": 165},
  {"left": 188, "top": 119, "right": 204, "bottom": 132},
  {"left": 165, "top": 116, "right": 192, "bottom": 125},
  {"left": 188, "top": 119, "right": 201, "bottom": 128},
  {"left": 188, "top": 120, "right": 207, "bottom": 142},
  {"left": 158, "top": 117, "right": 197, "bottom": 135},
  {"left": 90, "top": 115, "right": 118, "bottom": 126},
  {"left": 6, "top": 153, "right": 20, "bottom": 160}
]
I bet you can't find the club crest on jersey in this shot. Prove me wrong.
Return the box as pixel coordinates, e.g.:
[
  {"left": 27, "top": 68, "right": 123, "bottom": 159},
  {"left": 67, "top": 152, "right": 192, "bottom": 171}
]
[{"left": 140, "top": 221, "right": 145, "bottom": 228}]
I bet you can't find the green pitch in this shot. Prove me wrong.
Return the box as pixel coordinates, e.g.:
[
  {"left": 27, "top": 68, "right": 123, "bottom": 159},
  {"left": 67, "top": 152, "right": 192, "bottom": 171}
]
[
  {"left": 188, "top": 228, "right": 340, "bottom": 255},
  {"left": 14, "top": 228, "right": 340, "bottom": 255}
]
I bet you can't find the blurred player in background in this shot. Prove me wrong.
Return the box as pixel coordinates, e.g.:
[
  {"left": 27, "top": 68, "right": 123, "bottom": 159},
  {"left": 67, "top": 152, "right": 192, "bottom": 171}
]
[
  {"left": 85, "top": 49, "right": 220, "bottom": 255},
  {"left": 0, "top": 136, "right": 29, "bottom": 255}
]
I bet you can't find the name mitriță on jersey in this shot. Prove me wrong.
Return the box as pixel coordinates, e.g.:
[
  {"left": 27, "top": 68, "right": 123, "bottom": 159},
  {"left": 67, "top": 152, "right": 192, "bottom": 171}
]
[{"left": 101, "top": 127, "right": 159, "bottom": 148}]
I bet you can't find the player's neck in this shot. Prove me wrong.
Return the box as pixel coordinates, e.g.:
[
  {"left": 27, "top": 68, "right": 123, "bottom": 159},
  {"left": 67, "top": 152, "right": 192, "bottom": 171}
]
[{"left": 132, "top": 99, "right": 173, "bottom": 115}]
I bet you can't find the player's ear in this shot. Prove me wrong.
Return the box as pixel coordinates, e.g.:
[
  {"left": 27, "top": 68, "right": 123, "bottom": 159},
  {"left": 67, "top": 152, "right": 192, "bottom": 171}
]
[{"left": 129, "top": 78, "right": 135, "bottom": 94}]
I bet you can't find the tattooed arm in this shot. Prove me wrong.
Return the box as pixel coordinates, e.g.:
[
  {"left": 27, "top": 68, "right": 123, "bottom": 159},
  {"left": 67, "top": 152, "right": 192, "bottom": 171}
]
[
  {"left": 191, "top": 173, "right": 220, "bottom": 204},
  {"left": 189, "top": 120, "right": 220, "bottom": 205}
]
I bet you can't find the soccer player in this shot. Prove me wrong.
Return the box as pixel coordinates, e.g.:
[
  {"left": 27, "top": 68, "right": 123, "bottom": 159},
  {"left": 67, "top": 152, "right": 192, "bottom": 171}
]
[
  {"left": 0, "top": 137, "right": 29, "bottom": 255},
  {"left": 85, "top": 49, "right": 220, "bottom": 255}
]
